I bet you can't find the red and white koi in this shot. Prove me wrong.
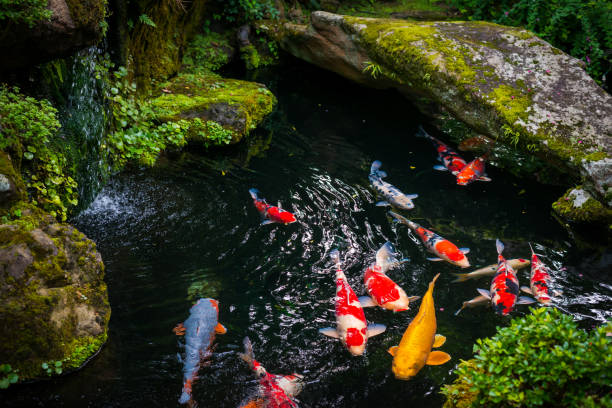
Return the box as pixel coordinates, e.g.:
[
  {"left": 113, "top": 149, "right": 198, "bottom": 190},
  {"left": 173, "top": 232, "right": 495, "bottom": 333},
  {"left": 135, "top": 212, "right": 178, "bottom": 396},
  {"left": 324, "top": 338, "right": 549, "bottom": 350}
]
[
  {"left": 417, "top": 126, "right": 467, "bottom": 174},
  {"left": 520, "top": 243, "right": 557, "bottom": 304},
  {"left": 455, "top": 239, "right": 531, "bottom": 316},
  {"left": 319, "top": 249, "right": 386, "bottom": 356},
  {"left": 249, "top": 188, "right": 296, "bottom": 225},
  {"left": 369, "top": 161, "right": 418, "bottom": 210},
  {"left": 390, "top": 211, "right": 470, "bottom": 268},
  {"left": 359, "top": 242, "right": 420, "bottom": 312},
  {"left": 455, "top": 154, "right": 491, "bottom": 186},
  {"left": 239, "top": 337, "right": 304, "bottom": 408}
]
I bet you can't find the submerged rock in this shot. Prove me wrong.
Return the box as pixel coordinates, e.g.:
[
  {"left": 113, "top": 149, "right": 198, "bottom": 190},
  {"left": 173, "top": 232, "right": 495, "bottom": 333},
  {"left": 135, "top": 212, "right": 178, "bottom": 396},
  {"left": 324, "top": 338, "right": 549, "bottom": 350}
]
[
  {"left": 0, "top": 202, "right": 110, "bottom": 383},
  {"left": 149, "top": 72, "right": 277, "bottom": 146},
  {"left": 261, "top": 11, "right": 612, "bottom": 220}
]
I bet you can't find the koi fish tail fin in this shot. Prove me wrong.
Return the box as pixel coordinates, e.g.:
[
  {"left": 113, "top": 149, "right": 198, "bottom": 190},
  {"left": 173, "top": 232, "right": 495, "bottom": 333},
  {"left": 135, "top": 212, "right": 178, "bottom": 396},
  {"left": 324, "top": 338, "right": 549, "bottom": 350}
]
[
  {"left": 429, "top": 273, "right": 441, "bottom": 290},
  {"left": 415, "top": 125, "right": 431, "bottom": 139},
  {"left": 451, "top": 273, "right": 469, "bottom": 283},
  {"left": 239, "top": 336, "right": 255, "bottom": 369},
  {"left": 376, "top": 242, "right": 402, "bottom": 272},
  {"left": 496, "top": 239, "right": 504, "bottom": 255},
  {"left": 248, "top": 188, "right": 260, "bottom": 200},
  {"left": 388, "top": 211, "right": 415, "bottom": 229},
  {"left": 329, "top": 249, "right": 341, "bottom": 270},
  {"left": 370, "top": 160, "right": 386, "bottom": 178},
  {"left": 178, "top": 379, "right": 193, "bottom": 404}
]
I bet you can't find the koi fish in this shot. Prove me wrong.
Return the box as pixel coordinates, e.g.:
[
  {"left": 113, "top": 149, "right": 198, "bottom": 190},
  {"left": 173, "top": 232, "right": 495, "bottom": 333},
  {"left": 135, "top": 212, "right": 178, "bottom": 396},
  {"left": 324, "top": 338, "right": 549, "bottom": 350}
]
[
  {"left": 416, "top": 126, "right": 467, "bottom": 174},
  {"left": 520, "top": 243, "right": 557, "bottom": 304},
  {"left": 249, "top": 188, "right": 296, "bottom": 225},
  {"left": 451, "top": 258, "right": 530, "bottom": 282},
  {"left": 455, "top": 154, "right": 491, "bottom": 186},
  {"left": 239, "top": 337, "right": 304, "bottom": 408},
  {"left": 319, "top": 249, "right": 386, "bottom": 356},
  {"left": 369, "top": 160, "right": 418, "bottom": 210},
  {"left": 173, "top": 298, "right": 227, "bottom": 405},
  {"left": 389, "top": 211, "right": 470, "bottom": 268},
  {"left": 359, "top": 242, "right": 420, "bottom": 312},
  {"left": 387, "top": 273, "right": 450, "bottom": 380},
  {"left": 455, "top": 240, "right": 532, "bottom": 315}
]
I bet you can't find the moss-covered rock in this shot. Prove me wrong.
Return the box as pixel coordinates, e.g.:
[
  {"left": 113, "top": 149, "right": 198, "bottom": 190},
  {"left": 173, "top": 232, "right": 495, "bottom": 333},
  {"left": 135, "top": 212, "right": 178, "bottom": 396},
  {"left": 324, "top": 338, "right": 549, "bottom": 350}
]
[
  {"left": 552, "top": 186, "right": 612, "bottom": 227},
  {"left": 182, "top": 32, "right": 236, "bottom": 74},
  {"left": 0, "top": 0, "right": 106, "bottom": 71},
  {"left": 0, "top": 152, "right": 26, "bottom": 209},
  {"left": 149, "top": 72, "right": 277, "bottom": 145},
  {"left": 0, "top": 201, "right": 109, "bottom": 383},
  {"left": 260, "top": 11, "right": 611, "bottom": 213}
]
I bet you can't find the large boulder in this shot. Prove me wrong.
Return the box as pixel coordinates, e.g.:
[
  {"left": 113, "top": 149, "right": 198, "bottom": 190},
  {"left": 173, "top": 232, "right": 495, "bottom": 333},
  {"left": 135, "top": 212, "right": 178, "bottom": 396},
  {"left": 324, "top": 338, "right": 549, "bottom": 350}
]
[
  {"left": 260, "top": 11, "right": 612, "bottom": 211},
  {"left": 0, "top": 0, "right": 106, "bottom": 71},
  {"left": 0, "top": 202, "right": 110, "bottom": 383}
]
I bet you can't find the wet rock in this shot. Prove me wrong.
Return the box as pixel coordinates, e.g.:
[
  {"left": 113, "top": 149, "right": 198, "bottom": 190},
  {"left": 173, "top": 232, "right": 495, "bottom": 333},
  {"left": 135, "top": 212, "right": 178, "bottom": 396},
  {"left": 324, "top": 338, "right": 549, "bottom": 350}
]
[
  {"left": 0, "top": 207, "right": 109, "bottom": 383},
  {"left": 260, "top": 11, "right": 612, "bottom": 216},
  {"left": 0, "top": 153, "right": 26, "bottom": 207},
  {"left": 0, "top": 0, "right": 106, "bottom": 71},
  {"left": 552, "top": 186, "right": 612, "bottom": 226}
]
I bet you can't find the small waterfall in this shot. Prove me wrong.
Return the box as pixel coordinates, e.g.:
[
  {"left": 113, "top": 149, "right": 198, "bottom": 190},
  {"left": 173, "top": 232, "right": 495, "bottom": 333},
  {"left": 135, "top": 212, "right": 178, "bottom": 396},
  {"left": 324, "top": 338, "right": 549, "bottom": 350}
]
[{"left": 52, "top": 46, "right": 111, "bottom": 212}]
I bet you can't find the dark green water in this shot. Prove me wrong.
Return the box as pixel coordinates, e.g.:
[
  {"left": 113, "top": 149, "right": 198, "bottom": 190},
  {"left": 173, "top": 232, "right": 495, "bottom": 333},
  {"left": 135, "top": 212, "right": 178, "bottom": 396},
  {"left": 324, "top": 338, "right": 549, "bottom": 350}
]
[{"left": 4, "top": 60, "right": 611, "bottom": 407}]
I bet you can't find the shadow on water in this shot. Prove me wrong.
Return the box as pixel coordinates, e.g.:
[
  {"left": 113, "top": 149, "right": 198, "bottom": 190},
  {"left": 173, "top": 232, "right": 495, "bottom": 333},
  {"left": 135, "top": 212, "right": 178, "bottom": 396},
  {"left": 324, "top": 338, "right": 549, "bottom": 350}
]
[{"left": 3, "top": 58, "right": 611, "bottom": 407}]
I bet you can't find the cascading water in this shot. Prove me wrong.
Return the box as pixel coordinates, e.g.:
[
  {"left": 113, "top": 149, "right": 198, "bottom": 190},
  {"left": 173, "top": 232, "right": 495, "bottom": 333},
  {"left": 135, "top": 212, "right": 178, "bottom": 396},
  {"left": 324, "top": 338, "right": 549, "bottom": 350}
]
[{"left": 54, "top": 46, "right": 110, "bottom": 211}]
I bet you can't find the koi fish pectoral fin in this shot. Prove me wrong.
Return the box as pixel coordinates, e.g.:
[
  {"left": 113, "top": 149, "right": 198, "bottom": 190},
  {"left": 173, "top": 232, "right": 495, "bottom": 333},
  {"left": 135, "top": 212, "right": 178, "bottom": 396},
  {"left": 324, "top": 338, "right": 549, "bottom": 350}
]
[
  {"left": 366, "top": 324, "right": 387, "bottom": 338},
  {"left": 479, "top": 176, "right": 492, "bottom": 182},
  {"left": 173, "top": 323, "right": 186, "bottom": 335},
  {"left": 426, "top": 257, "right": 444, "bottom": 262},
  {"left": 319, "top": 328, "right": 340, "bottom": 338},
  {"left": 433, "top": 165, "right": 448, "bottom": 171},
  {"left": 260, "top": 219, "right": 275, "bottom": 226},
  {"left": 387, "top": 346, "right": 398, "bottom": 357},
  {"left": 520, "top": 286, "right": 533, "bottom": 295},
  {"left": 459, "top": 247, "right": 470, "bottom": 254},
  {"left": 552, "top": 290, "right": 563, "bottom": 297},
  {"left": 433, "top": 334, "right": 446, "bottom": 348},
  {"left": 358, "top": 296, "right": 377, "bottom": 308},
  {"left": 405, "top": 194, "right": 418, "bottom": 199},
  {"left": 408, "top": 295, "right": 421, "bottom": 303},
  {"left": 215, "top": 323, "right": 227, "bottom": 334},
  {"left": 426, "top": 351, "right": 451, "bottom": 365},
  {"left": 376, "top": 201, "right": 391, "bottom": 207},
  {"left": 517, "top": 296, "right": 536, "bottom": 305},
  {"left": 476, "top": 288, "right": 491, "bottom": 299}
]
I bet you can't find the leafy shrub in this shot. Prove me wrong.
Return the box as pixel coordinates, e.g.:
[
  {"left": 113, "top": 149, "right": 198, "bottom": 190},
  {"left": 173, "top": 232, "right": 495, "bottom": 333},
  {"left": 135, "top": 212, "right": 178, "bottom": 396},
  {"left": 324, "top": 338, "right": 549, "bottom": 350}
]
[
  {"left": 0, "top": 364, "right": 18, "bottom": 389},
  {"left": 211, "top": 0, "right": 279, "bottom": 23},
  {"left": 443, "top": 0, "right": 612, "bottom": 86},
  {"left": 0, "top": 0, "right": 52, "bottom": 27},
  {"left": 441, "top": 307, "right": 612, "bottom": 407},
  {"left": 0, "top": 85, "right": 77, "bottom": 221}
]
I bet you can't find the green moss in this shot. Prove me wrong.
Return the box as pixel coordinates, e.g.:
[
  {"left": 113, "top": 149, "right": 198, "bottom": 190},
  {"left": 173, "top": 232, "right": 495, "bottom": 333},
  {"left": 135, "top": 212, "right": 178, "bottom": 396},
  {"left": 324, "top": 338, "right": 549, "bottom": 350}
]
[
  {"left": 64, "top": 0, "right": 106, "bottom": 30},
  {"left": 584, "top": 151, "right": 607, "bottom": 162},
  {"left": 183, "top": 32, "right": 234, "bottom": 73},
  {"left": 488, "top": 84, "right": 531, "bottom": 124},
  {"left": 149, "top": 72, "right": 277, "bottom": 143},
  {"left": 337, "top": 0, "right": 449, "bottom": 19},
  {"left": 241, "top": 45, "right": 262, "bottom": 70},
  {"left": 552, "top": 186, "right": 612, "bottom": 224},
  {"left": 63, "top": 332, "right": 107, "bottom": 370}
]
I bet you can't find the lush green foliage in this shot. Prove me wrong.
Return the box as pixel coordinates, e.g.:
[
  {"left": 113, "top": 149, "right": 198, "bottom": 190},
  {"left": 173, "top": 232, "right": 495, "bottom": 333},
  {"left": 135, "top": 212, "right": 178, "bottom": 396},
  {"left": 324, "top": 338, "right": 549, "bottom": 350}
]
[
  {"left": 443, "top": 0, "right": 612, "bottom": 85},
  {"left": 0, "top": 364, "right": 18, "bottom": 389},
  {"left": 41, "top": 361, "right": 62, "bottom": 376},
  {"left": 0, "top": 85, "right": 77, "bottom": 221},
  {"left": 182, "top": 33, "right": 232, "bottom": 73},
  {"left": 211, "top": 0, "right": 279, "bottom": 23},
  {"left": 0, "top": 0, "right": 52, "bottom": 27},
  {"left": 441, "top": 308, "right": 612, "bottom": 407}
]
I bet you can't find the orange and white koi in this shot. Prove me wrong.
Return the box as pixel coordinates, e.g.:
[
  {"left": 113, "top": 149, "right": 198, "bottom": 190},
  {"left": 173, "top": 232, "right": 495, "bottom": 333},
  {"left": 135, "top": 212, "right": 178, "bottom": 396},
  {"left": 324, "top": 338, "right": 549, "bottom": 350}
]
[
  {"left": 520, "top": 243, "right": 559, "bottom": 304},
  {"left": 416, "top": 126, "right": 467, "bottom": 174},
  {"left": 390, "top": 211, "right": 470, "bottom": 268},
  {"left": 249, "top": 188, "right": 296, "bottom": 225},
  {"left": 239, "top": 337, "right": 304, "bottom": 408},
  {"left": 319, "top": 249, "right": 386, "bottom": 356},
  {"left": 173, "top": 298, "right": 227, "bottom": 405},
  {"left": 369, "top": 161, "right": 418, "bottom": 210},
  {"left": 359, "top": 242, "right": 420, "bottom": 312},
  {"left": 455, "top": 154, "right": 491, "bottom": 186},
  {"left": 455, "top": 240, "right": 532, "bottom": 315}
]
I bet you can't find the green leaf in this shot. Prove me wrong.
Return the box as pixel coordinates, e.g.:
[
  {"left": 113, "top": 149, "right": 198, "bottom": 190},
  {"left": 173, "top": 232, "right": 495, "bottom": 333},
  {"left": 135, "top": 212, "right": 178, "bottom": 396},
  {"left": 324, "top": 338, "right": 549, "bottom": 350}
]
[{"left": 23, "top": 152, "right": 34, "bottom": 160}]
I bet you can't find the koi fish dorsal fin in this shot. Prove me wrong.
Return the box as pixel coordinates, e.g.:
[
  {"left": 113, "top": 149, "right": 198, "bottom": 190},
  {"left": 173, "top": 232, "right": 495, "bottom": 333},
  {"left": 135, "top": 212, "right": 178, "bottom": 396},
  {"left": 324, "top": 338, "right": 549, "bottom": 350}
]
[
  {"left": 496, "top": 239, "right": 504, "bottom": 255},
  {"left": 387, "top": 346, "right": 399, "bottom": 356},
  {"left": 215, "top": 323, "right": 227, "bottom": 334},
  {"left": 433, "top": 334, "right": 446, "bottom": 348},
  {"left": 426, "top": 351, "right": 451, "bottom": 366}
]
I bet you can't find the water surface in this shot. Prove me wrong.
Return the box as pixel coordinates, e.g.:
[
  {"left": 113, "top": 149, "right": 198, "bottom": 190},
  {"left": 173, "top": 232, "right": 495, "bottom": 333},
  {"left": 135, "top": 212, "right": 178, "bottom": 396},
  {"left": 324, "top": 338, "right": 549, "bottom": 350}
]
[{"left": 4, "top": 60, "right": 611, "bottom": 407}]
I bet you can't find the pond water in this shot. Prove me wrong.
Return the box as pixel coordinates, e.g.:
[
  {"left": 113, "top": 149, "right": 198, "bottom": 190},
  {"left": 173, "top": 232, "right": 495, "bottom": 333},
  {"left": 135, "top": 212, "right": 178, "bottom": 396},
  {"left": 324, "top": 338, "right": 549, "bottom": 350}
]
[{"left": 4, "top": 59, "right": 611, "bottom": 407}]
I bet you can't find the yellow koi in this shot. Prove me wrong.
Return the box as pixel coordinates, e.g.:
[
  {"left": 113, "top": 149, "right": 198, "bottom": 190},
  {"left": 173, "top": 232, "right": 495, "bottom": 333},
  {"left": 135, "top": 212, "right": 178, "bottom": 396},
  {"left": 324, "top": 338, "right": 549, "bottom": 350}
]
[{"left": 387, "top": 273, "right": 450, "bottom": 380}]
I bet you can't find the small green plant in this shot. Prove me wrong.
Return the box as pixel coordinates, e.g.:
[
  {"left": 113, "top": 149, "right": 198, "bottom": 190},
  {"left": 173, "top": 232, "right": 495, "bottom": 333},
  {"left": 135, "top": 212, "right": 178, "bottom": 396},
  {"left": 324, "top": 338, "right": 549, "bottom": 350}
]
[
  {"left": 41, "top": 361, "right": 62, "bottom": 376},
  {"left": 362, "top": 61, "right": 383, "bottom": 79},
  {"left": 0, "top": 364, "right": 18, "bottom": 389},
  {"left": 214, "top": 0, "right": 280, "bottom": 23},
  {"left": 441, "top": 307, "right": 612, "bottom": 407},
  {"left": 138, "top": 13, "right": 156, "bottom": 27},
  {"left": 0, "top": 0, "right": 52, "bottom": 27},
  {"left": 501, "top": 124, "right": 521, "bottom": 147},
  {"left": 0, "top": 85, "right": 78, "bottom": 220}
]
